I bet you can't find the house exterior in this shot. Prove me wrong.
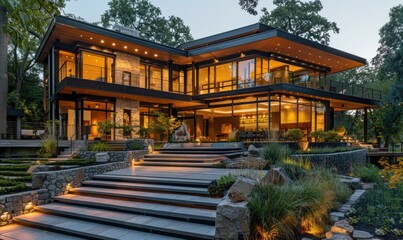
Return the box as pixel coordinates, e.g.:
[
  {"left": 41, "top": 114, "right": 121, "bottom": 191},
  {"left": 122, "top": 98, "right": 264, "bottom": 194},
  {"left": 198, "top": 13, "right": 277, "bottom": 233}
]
[{"left": 36, "top": 16, "right": 381, "bottom": 142}]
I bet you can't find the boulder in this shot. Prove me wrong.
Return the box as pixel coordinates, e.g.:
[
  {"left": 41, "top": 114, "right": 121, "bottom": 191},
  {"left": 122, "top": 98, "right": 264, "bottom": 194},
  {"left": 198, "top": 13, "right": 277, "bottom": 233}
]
[
  {"left": 261, "top": 167, "right": 295, "bottom": 185},
  {"left": 325, "top": 232, "right": 353, "bottom": 240},
  {"left": 172, "top": 123, "right": 190, "bottom": 142},
  {"left": 227, "top": 176, "right": 257, "bottom": 203},
  {"left": 331, "top": 220, "right": 354, "bottom": 236},
  {"left": 215, "top": 197, "right": 251, "bottom": 240},
  {"left": 248, "top": 144, "right": 261, "bottom": 157},
  {"left": 95, "top": 152, "right": 110, "bottom": 163},
  {"left": 28, "top": 165, "right": 50, "bottom": 173},
  {"left": 353, "top": 230, "right": 374, "bottom": 239}
]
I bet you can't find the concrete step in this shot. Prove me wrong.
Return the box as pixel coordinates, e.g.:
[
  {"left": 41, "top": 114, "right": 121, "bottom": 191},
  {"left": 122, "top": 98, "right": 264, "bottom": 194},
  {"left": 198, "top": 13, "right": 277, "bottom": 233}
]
[
  {"left": 158, "top": 150, "right": 242, "bottom": 155},
  {"left": 141, "top": 157, "right": 222, "bottom": 163},
  {"left": 83, "top": 180, "right": 209, "bottom": 195},
  {"left": 93, "top": 174, "right": 212, "bottom": 187},
  {"left": 144, "top": 154, "right": 226, "bottom": 159},
  {"left": 36, "top": 203, "right": 215, "bottom": 239},
  {"left": 55, "top": 194, "right": 216, "bottom": 224},
  {"left": 14, "top": 213, "right": 183, "bottom": 240},
  {"left": 69, "top": 187, "right": 220, "bottom": 208},
  {"left": 0, "top": 223, "right": 84, "bottom": 240},
  {"left": 138, "top": 161, "right": 221, "bottom": 168},
  {"left": 159, "top": 147, "right": 242, "bottom": 151}
]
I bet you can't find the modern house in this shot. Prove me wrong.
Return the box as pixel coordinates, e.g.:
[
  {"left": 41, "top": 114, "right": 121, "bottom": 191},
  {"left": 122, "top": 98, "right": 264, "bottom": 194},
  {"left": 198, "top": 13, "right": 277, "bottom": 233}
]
[{"left": 36, "top": 16, "right": 381, "bottom": 142}]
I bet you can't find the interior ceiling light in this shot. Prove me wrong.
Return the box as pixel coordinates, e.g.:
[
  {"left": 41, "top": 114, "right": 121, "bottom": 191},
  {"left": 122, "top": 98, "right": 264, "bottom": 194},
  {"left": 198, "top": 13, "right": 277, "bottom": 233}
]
[
  {"left": 154, "top": 54, "right": 158, "bottom": 57},
  {"left": 112, "top": 43, "right": 116, "bottom": 46},
  {"left": 80, "top": 35, "right": 83, "bottom": 37},
  {"left": 100, "top": 40, "right": 104, "bottom": 43},
  {"left": 124, "top": 46, "right": 127, "bottom": 49},
  {"left": 144, "top": 51, "right": 148, "bottom": 54},
  {"left": 90, "top": 37, "right": 93, "bottom": 40},
  {"left": 135, "top": 48, "right": 138, "bottom": 52}
]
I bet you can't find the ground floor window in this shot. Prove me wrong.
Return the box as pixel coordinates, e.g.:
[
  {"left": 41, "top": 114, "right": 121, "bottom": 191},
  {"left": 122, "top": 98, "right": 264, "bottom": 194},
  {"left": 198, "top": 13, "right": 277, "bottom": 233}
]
[{"left": 184, "top": 94, "right": 328, "bottom": 142}]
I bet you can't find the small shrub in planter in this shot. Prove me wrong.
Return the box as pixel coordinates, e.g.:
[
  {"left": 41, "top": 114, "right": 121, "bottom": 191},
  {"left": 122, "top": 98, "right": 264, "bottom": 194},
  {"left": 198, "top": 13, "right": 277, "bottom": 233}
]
[
  {"left": 260, "top": 143, "right": 292, "bottom": 166},
  {"left": 334, "top": 125, "right": 346, "bottom": 136},
  {"left": 126, "top": 140, "right": 145, "bottom": 150},
  {"left": 89, "top": 142, "right": 111, "bottom": 151},
  {"left": 309, "top": 130, "right": 326, "bottom": 142},
  {"left": 285, "top": 128, "right": 304, "bottom": 142},
  {"left": 324, "top": 130, "right": 342, "bottom": 142},
  {"left": 208, "top": 173, "right": 237, "bottom": 197}
]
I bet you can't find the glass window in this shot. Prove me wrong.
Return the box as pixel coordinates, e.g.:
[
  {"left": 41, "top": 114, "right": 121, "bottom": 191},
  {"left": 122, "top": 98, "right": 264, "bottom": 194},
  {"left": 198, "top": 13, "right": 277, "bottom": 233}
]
[
  {"left": 209, "top": 66, "right": 215, "bottom": 93},
  {"left": 81, "top": 51, "right": 114, "bottom": 83},
  {"left": 216, "top": 62, "right": 234, "bottom": 92},
  {"left": 140, "top": 64, "right": 147, "bottom": 88},
  {"left": 59, "top": 51, "right": 76, "bottom": 82},
  {"left": 198, "top": 67, "right": 208, "bottom": 94},
  {"left": 238, "top": 59, "right": 255, "bottom": 89},
  {"left": 162, "top": 68, "right": 169, "bottom": 92},
  {"left": 186, "top": 69, "right": 193, "bottom": 95}
]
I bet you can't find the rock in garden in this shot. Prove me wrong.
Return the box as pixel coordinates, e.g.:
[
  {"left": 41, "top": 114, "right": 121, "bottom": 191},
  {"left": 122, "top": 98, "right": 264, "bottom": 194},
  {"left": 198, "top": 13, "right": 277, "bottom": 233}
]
[
  {"left": 28, "top": 165, "right": 50, "bottom": 173},
  {"left": 261, "top": 167, "right": 295, "bottom": 185},
  {"left": 353, "top": 230, "right": 374, "bottom": 239},
  {"left": 331, "top": 220, "right": 354, "bottom": 236},
  {"left": 172, "top": 123, "right": 190, "bottom": 142},
  {"left": 227, "top": 176, "right": 257, "bottom": 203},
  {"left": 248, "top": 144, "right": 261, "bottom": 156},
  {"left": 95, "top": 152, "right": 110, "bottom": 163},
  {"left": 325, "top": 232, "right": 353, "bottom": 240}
]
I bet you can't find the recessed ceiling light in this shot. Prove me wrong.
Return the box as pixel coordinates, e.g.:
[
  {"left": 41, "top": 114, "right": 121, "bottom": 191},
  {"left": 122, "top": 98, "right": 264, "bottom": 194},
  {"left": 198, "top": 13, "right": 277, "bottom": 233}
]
[
  {"left": 135, "top": 49, "right": 138, "bottom": 52},
  {"left": 80, "top": 35, "right": 83, "bottom": 37},
  {"left": 112, "top": 43, "right": 116, "bottom": 46},
  {"left": 90, "top": 37, "right": 93, "bottom": 40},
  {"left": 100, "top": 40, "right": 104, "bottom": 43},
  {"left": 154, "top": 54, "right": 158, "bottom": 57},
  {"left": 124, "top": 46, "right": 127, "bottom": 49},
  {"left": 144, "top": 51, "right": 148, "bottom": 54}
]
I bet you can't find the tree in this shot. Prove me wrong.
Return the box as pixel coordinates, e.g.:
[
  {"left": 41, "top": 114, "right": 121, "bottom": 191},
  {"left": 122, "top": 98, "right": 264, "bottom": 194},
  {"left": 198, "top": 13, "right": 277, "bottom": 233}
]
[
  {"left": 239, "top": 0, "right": 260, "bottom": 15},
  {"left": 101, "top": 0, "right": 193, "bottom": 47},
  {"left": 0, "top": 0, "right": 65, "bottom": 138},
  {"left": 240, "top": 0, "right": 339, "bottom": 45},
  {"left": 372, "top": 4, "right": 403, "bottom": 69}
]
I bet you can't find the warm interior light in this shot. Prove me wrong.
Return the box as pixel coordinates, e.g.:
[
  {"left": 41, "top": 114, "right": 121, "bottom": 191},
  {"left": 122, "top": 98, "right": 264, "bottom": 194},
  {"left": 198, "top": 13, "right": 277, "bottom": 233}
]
[
  {"left": 112, "top": 43, "right": 116, "bottom": 46},
  {"left": 90, "top": 37, "right": 93, "bottom": 40},
  {"left": 100, "top": 40, "right": 104, "bottom": 43},
  {"left": 80, "top": 35, "right": 82, "bottom": 37},
  {"left": 144, "top": 51, "right": 148, "bottom": 54},
  {"left": 154, "top": 53, "right": 158, "bottom": 57},
  {"left": 135, "top": 48, "right": 138, "bottom": 52},
  {"left": 124, "top": 46, "right": 127, "bottom": 49}
]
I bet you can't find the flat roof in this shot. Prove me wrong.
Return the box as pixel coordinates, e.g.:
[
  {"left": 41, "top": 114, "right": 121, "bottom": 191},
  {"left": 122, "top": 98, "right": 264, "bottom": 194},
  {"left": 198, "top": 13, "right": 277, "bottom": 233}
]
[{"left": 36, "top": 16, "right": 367, "bottom": 73}]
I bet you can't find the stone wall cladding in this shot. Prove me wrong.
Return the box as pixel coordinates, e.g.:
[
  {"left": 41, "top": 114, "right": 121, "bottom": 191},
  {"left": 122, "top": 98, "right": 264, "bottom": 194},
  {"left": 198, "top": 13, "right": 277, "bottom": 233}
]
[
  {"left": 291, "top": 149, "right": 368, "bottom": 174},
  {"left": 115, "top": 98, "right": 140, "bottom": 140},
  {"left": 0, "top": 189, "right": 49, "bottom": 225},
  {"left": 77, "top": 150, "right": 147, "bottom": 162},
  {"left": 114, "top": 52, "right": 140, "bottom": 86}
]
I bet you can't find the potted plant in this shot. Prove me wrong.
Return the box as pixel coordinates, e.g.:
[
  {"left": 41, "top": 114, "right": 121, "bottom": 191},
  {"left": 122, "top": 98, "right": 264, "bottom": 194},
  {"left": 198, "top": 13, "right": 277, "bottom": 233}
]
[
  {"left": 98, "top": 119, "right": 114, "bottom": 141},
  {"left": 285, "top": 128, "right": 304, "bottom": 142}
]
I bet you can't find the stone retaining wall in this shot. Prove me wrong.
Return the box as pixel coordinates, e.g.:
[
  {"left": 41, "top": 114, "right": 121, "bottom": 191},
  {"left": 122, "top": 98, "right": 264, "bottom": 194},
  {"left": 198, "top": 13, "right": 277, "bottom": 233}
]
[
  {"left": 77, "top": 150, "right": 147, "bottom": 162},
  {"left": 291, "top": 149, "right": 368, "bottom": 174},
  {"left": 0, "top": 189, "right": 49, "bottom": 226},
  {"left": 31, "top": 150, "right": 146, "bottom": 198}
]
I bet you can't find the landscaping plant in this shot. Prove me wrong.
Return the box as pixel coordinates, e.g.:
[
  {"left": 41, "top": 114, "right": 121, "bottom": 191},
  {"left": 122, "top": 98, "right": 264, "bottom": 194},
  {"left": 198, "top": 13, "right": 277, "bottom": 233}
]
[
  {"left": 273, "top": 158, "right": 310, "bottom": 180},
  {"left": 260, "top": 143, "right": 292, "bottom": 166},
  {"left": 207, "top": 173, "right": 237, "bottom": 197},
  {"left": 228, "top": 129, "right": 238, "bottom": 142},
  {"left": 351, "top": 164, "right": 382, "bottom": 183},
  {"left": 97, "top": 119, "right": 114, "bottom": 140},
  {"left": 89, "top": 142, "right": 111, "bottom": 151},
  {"left": 285, "top": 128, "right": 304, "bottom": 142}
]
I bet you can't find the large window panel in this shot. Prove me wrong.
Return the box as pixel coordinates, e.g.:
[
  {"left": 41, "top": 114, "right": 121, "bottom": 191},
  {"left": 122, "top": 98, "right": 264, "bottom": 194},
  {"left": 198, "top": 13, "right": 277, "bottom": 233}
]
[
  {"left": 198, "top": 67, "right": 208, "bottom": 94},
  {"left": 81, "top": 51, "right": 114, "bottom": 83},
  {"left": 150, "top": 66, "right": 162, "bottom": 91},
  {"left": 238, "top": 59, "right": 255, "bottom": 89}
]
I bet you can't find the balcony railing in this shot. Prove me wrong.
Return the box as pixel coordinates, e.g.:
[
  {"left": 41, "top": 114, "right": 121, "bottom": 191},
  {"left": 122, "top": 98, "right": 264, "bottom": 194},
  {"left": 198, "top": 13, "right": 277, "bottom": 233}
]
[
  {"left": 200, "top": 71, "right": 382, "bottom": 101},
  {"left": 58, "top": 63, "right": 382, "bottom": 101}
]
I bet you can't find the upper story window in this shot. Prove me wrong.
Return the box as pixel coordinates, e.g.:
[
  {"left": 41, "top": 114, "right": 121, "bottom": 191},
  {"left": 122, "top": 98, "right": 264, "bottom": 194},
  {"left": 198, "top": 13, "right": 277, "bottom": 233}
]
[
  {"left": 59, "top": 51, "right": 76, "bottom": 82},
  {"left": 79, "top": 51, "right": 115, "bottom": 83}
]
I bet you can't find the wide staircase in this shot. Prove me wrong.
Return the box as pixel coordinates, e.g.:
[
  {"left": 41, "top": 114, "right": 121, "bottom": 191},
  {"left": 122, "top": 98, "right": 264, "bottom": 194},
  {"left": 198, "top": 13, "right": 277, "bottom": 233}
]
[{"left": 2, "top": 151, "right": 233, "bottom": 239}]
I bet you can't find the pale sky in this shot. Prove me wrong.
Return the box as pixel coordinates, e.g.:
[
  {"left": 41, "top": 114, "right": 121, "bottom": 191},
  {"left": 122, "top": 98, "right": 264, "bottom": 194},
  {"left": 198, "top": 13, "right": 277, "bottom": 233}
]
[{"left": 64, "top": 0, "right": 402, "bottom": 63}]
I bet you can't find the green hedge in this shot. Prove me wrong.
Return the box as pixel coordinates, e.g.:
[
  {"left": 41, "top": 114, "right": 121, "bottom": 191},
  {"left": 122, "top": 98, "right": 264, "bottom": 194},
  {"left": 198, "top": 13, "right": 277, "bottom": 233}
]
[{"left": 45, "top": 159, "right": 96, "bottom": 166}]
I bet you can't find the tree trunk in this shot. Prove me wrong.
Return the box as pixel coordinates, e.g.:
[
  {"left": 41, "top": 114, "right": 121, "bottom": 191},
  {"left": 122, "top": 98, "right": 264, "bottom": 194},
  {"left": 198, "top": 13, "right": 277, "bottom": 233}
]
[{"left": 0, "top": 6, "right": 8, "bottom": 139}]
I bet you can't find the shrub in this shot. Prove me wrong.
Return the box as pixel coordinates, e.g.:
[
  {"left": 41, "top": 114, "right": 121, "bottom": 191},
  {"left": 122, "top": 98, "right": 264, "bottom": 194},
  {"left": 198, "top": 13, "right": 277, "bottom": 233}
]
[
  {"left": 211, "top": 162, "right": 226, "bottom": 168},
  {"left": 285, "top": 128, "right": 304, "bottom": 142},
  {"left": 324, "top": 130, "right": 342, "bottom": 142},
  {"left": 0, "top": 164, "right": 30, "bottom": 171},
  {"left": 352, "top": 164, "right": 382, "bottom": 183},
  {"left": 273, "top": 158, "right": 310, "bottom": 180},
  {"left": 208, "top": 173, "right": 237, "bottom": 197},
  {"left": 334, "top": 125, "right": 346, "bottom": 135},
  {"left": 309, "top": 130, "right": 326, "bottom": 142},
  {"left": 260, "top": 143, "right": 291, "bottom": 166},
  {"left": 37, "top": 135, "right": 58, "bottom": 158},
  {"left": 0, "top": 182, "right": 27, "bottom": 195},
  {"left": 89, "top": 142, "right": 111, "bottom": 151},
  {"left": 378, "top": 157, "right": 403, "bottom": 188},
  {"left": 97, "top": 119, "right": 114, "bottom": 139}
]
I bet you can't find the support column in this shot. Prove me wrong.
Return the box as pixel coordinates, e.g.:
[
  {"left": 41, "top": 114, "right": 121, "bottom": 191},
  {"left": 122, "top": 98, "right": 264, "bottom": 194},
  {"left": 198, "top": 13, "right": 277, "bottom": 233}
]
[
  {"left": 16, "top": 116, "right": 21, "bottom": 140},
  {"left": 168, "top": 60, "right": 173, "bottom": 92},
  {"left": 364, "top": 108, "right": 368, "bottom": 143}
]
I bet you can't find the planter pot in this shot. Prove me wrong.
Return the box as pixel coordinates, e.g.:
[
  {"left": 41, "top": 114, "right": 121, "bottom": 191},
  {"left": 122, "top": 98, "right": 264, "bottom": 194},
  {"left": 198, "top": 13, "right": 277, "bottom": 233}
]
[{"left": 308, "top": 142, "right": 348, "bottom": 149}]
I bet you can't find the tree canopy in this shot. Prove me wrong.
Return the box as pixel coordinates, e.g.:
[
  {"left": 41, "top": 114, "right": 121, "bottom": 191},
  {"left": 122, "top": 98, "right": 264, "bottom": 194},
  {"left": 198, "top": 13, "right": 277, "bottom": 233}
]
[{"left": 101, "top": 0, "right": 193, "bottom": 47}]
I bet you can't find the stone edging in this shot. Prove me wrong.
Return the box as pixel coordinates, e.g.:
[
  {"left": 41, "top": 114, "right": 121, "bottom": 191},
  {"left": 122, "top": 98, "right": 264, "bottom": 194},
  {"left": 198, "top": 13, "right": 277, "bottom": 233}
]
[
  {"left": 0, "top": 189, "right": 49, "bottom": 226},
  {"left": 330, "top": 189, "right": 366, "bottom": 222}
]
